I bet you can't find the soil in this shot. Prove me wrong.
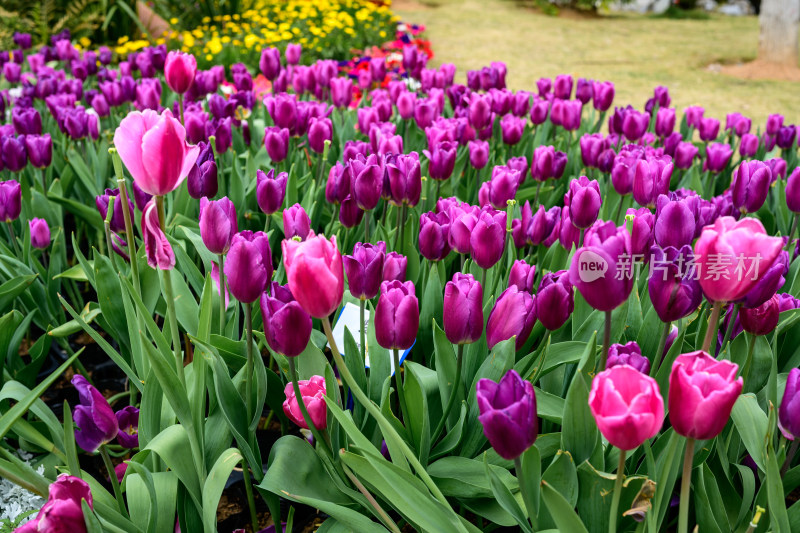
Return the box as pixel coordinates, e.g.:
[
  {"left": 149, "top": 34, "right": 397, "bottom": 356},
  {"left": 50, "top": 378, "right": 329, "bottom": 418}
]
[{"left": 719, "top": 59, "right": 800, "bottom": 82}]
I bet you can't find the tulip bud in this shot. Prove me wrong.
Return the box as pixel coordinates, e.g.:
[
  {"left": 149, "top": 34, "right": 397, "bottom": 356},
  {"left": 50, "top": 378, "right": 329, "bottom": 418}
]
[
  {"left": 264, "top": 126, "right": 290, "bottom": 163},
  {"left": 186, "top": 142, "right": 218, "bottom": 199},
  {"left": 308, "top": 116, "right": 332, "bottom": 154},
  {"left": 29, "top": 218, "right": 50, "bottom": 249},
  {"left": 654, "top": 194, "right": 697, "bottom": 249},
  {"left": 508, "top": 260, "right": 536, "bottom": 293},
  {"left": 606, "top": 341, "right": 651, "bottom": 373},
  {"left": 633, "top": 156, "right": 672, "bottom": 208},
  {"left": 477, "top": 369, "right": 537, "bottom": 460},
  {"left": 739, "top": 133, "right": 759, "bottom": 158},
  {"left": 339, "top": 194, "right": 364, "bottom": 228},
  {"left": 592, "top": 81, "right": 615, "bottom": 111},
  {"left": 282, "top": 203, "right": 311, "bottom": 241},
  {"left": 72, "top": 375, "right": 119, "bottom": 452},
  {"left": 344, "top": 242, "right": 385, "bottom": 300},
  {"left": 164, "top": 51, "right": 197, "bottom": 94},
  {"left": 283, "top": 376, "right": 327, "bottom": 430},
  {"left": 256, "top": 168, "right": 288, "bottom": 215},
  {"left": 1, "top": 136, "right": 27, "bottom": 172},
  {"left": 383, "top": 251, "right": 407, "bottom": 282},
  {"left": 565, "top": 176, "right": 601, "bottom": 230},
  {"left": 779, "top": 368, "right": 800, "bottom": 441},
  {"left": 260, "top": 283, "right": 312, "bottom": 357},
  {"left": 500, "top": 114, "right": 525, "bottom": 145},
  {"left": 740, "top": 294, "right": 780, "bottom": 336},
  {"left": 424, "top": 141, "right": 457, "bottom": 182},
  {"left": 655, "top": 107, "right": 676, "bottom": 138},
  {"left": 704, "top": 142, "right": 734, "bottom": 173},
  {"left": 698, "top": 117, "right": 720, "bottom": 141},
  {"left": 282, "top": 234, "right": 344, "bottom": 318},
  {"left": 787, "top": 168, "right": 800, "bottom": 213},
  {"left": 225, "top": 231, "right": 271, "bottom": 303},
  {"left": 385, "top": 152, "right": 421, "bottom": 207},
  {"left": 673, "top": 142, "right": 698, "bottom": 170},
  {"left": 731, "top": 160, "right": 771, "bottom": 214},
  {"left": 471, "top": 208, "right": 506, "bottom": 269},
  {"left": 443, "top": 273, "right": 483, "bottom": 345},
  {"left": 486, "top": 286, "right": 536, "bottom": 350},
  {"left": 199, "top": 197, "right": 237, "bottom": 255},
  {"left": 375, "top": 280, "right": 419, "bottom": 350}
]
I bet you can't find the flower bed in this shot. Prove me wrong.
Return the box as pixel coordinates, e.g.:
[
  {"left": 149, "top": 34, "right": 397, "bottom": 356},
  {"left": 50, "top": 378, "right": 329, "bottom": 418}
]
[{"left": 1, "top": 14, "right": 800, "bottom": 533}]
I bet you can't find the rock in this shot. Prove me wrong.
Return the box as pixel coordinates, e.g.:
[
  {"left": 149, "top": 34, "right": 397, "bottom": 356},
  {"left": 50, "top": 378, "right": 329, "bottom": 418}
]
[{"left": 718, "top": 0, "right": 755, "bottom": 15}]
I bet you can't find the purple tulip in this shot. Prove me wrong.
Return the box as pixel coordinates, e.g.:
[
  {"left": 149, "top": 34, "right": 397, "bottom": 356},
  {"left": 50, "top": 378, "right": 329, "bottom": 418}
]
[
  {"left": 29, "top": 218, "right": 50, "bottom": 249},
  {"left": 552, "top": 99, "right": 582, "bottom": 131},
  {"left": 529, "top": 97, "right": 550, "bottom": 125},
  {"left": 13, "top": 32, "right": 32, "bottom": 49},
  {"left": 95, "top": 188, "right": 133, "bottom": 234},
  {"left": 606, "top": 341, "right": 650, "bottom": 373},
  {"left": 326, "top": 162, "right": 350, "bottom": 205},
  {"left": 500, "top": 114, "right": 525, "bottom": 145},
  {"left": 186, "top": 142, "right": 218, "bottom": 199},
  {"left": 265, "top": 93, "right": 298, "bottom": 131},
  {"left": 531, "top": 145, "right": 567, "bottom": 181},
  {"left": 698, "top": 117, "right": 720, "bottom": 141},
  {"left": 787, "top": 167, "right": 800, "bottom": 212},
  {"left": 1, "top": 136, "right": 27, "bottom": 172},
  {"left": 344, "top": 242, "right": 385, "bottom": 300},
  {"left": 256, "top": 168, "right": 288, "bottom": 215},
  {"left": 569, "top": 220, "right": 634, "bottom": 312},
  {"left": 479, "top": 165, "right": 521, "bottom": 210},
  {"left": 199, "top": 197, "right": 237, "bottom": 255},
  {"left": 558, "top": 206, "right": 580, "bottom": 250},
  {"left": 508, "top": 261, "right": 536, "bottom": 293},
  {"left": 622, "top": 109, "right": 650, "bottom": 141},
  {"left": 476, "top": 369, "right": 537, "bottom": 460},
  {"left": 264, "top": 126, "right": 290, "bottom": 163},
  {"left": 740, "top": 294, "right": 780, "bottom": 336},
  {"left": 633, "top": 156, "right": 673, "bottom": 208},
  {"left": 419, "top": 211, "right": 451, "bottom": 261},
  {"left": 565, "top": 176, "right": 602, "bottom": 230},
  {"left": 554, "top": 74, "right": 573, "bottom": 99},
  {"left": 375, "top": 280, "right": 419, "bottom": 350},
  {"left": 471, "top": 208, "right": 506, "bottom": 269},
  {"left": 579, "top": 133, "right": 609, "bottom": 169},
  {"left": 283, "top": 203, "right": 311, "bottom": 240},
  {"left": 308, "top": 116, "right": 332, "bottom": 154},
  {"left": 704, "top": 142, "right": 733, "bottom": 173},
  {"left": 655, "top": 107, "right": 676, "bottom": 138},
  {"left": 71, "top": 375, "right": 118, "bottom": 452},
  {"left": 592, "top": 81, "right": 615, "bottom": 111},
  {"left": 350, "top": 153, "right": 384, "bottom": 211},
  {"left": 766, "top": 113, "right": 783, "bottom": 135},
  {"left": 779, "top": 368, "right": 800, "bottom": 441},
  {"left": 339, "top": 194, "right": 364, "bottom": 228},
  {"left": 2, "top": 61, "right": 20, "bottom": 83},
  {"left": 414, "top": 98, "right": 437, "bottom": 130},
  {"left": 225, "top": 231, "right": 271, "bottom": 303},
  {"left": 610, "top": 149, "right": 642, "bottom": 196},
  {"left": 534, "top": 271, "right": 573, "bottom": 330},
  {"left": 285, "top": 43, "right": 302, "bottom": 65},
  {"left": 627, "top": 207, "right": 655, "bottom": 260},
  {"left": 777, "top": 125, "right": 797, "bottom": 150},
  {"left": 486, "top": 286, "right": 536, "bottom": 350},
  {"left": 654, "top": 193, "right": 697, "bottom": 249},
  {"left": 12, "top": 107, "right": 42, "bottom": 135},
  {"left": 386, "top": 152, "right": 422, "bottom": 207},
  {"left": 469, "top": 140, "right": 489, "bottom": 170},
  {"left": 684, "top": 106, "right": 705, "bottom": 129},
  {"left": 648, "top": 245, "right": 703, "bottom": 322},
  {"left": 115, "top": 406, "right": 139, "bottom": 448},
  {"left": 260, "top": 283, "right": 313, "bottom": 357},
  {"left": 575, "top": 78, "right": 593, "bottom": 104},
  {"left": 25, "top": 133, "right": 52, "bottom": 169},
  {"left": 766, "top": 158, "right": 786, "bottom": 181},
  {"left": 443, "top": 273, "right": 483, "bottom": 345},
  {"left": 741, "top": 250, "right": 788, "bottom": 309},
  {"left": 424, "top": 141, "right": 457, "bottom": 182},
  {"left": 731, "top": 160, "right": 771, "bottom": 214},
  {"left": 674, "top": 142, "right": 699, "bottom": 170},
  {"left": 259, "top": 47, "right": 282, "bottom": 81},
  {"left": 131, "top": 181, "right": 152, "bottom": 212}
]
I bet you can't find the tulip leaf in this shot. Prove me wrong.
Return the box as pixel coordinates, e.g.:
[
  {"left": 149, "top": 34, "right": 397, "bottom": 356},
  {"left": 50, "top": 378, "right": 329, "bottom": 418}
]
[
  {"left": 432, "top": 321, "right": 462, "bottom": 430},
  {"left": 483, "top": 452, "right": 532, "bottom": 533},
  {"left": 342, "top": 326, "right": 368, "bottom": 426},
  {"left": 561, "top": 367, "right": 599, "bottom": 465},
  {"left": 82, "top": 499, "right": 106, "bottom": 533},
  {"left": 730, "top": 394, "right": 768, "bottom": 472},
  {"left": 0, "top": 274, "right": 37, "bottom": 312},
  {"left": 540, "top": 480, "right": 588, "bottom": 533},
  {"left": 202, "top": 448, "right": 243, "bottom": 533},
  {"left": 766, "top": 436, "right": 792, "bottom": 533},
  {"left": 403, "top": 361, "right": 437, "bottom": 461},
  {"left": 575, "top": 460, "right": 648, "bottom": 533},
  {"left": 419, "top": 264, "right": 443, "bottom": 357},
  {"left": 519, "top": 444, "right": 541, "bottom": 521},
  {"left": 159, "top": 268, "right": 199, "bottom": 338},
  {"left": 145, "top": 424, "right": 203, "bottom": 510},
  {"left": 430, "top": 403, "right": 467, "bottom": 462},
  {"left": 53, "top": 261, "right": 91, "bottom": 281},
  {"left": 429, "top": 455, "right": 519, "bottom": 499},
  {"left": 94, "top": 253, "right": 131, "bottom": 350}
]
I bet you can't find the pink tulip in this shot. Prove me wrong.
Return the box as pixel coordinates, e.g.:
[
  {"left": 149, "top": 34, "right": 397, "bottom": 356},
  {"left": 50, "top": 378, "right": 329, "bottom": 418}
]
[
  {"left": 164, "top": 51, "right": 197, "bottom": 94},
  {"left": 694, "top": 216, "right": 784, "bottom": 302},
  {"left": 141, "top": 199, "right": 175, "bottom": 270},
  {"left": 17, "top": 474, "right": 92, "bottom": 533},
  {"left": 589, "top": 365, "right": 664, "bottom": 450},
  {"left": 113, "top": 109, "right": 199, "bottom": 196},
  {"left": 283, "top": 375, "right": 327, "bottom": 429},
  {"left": 668, "top": 350, "right": 742, "bottom": 440},
  {"left": 282, "top": 235, "right": 344, "bottom": 318}
]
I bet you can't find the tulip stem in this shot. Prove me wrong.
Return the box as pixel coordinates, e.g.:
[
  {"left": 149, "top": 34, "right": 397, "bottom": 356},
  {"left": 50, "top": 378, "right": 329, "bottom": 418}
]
[
  {"left": 393, "top": 348, "right": 409, "bottom": 424},
  {"left": 114, "top": 172, "right": 140, "bottom": 297},
  {"left": 103, "top": 218, "right": 118, "bottom": 273},
  {"left": 178, "top": 94, "right": 184, "bottom": 126},
  {"left": 788, "top": 213, "right": 799, "bottom": 262},
  {"left": 651, "top": 320, "right": 671, "bottom": 377},
  {"left": 702, "top": 301, "right": 723, "bottom": 354},
  {"left": 363, "top": 211, "right": 370, "bottom": 243},
  {"left": 100, "top": 445, "right": 129, "bottom": 519},
  {"left": 359, "top": 298, "right": 367, "bottom": 363},
  {"left": 431, "top": 344, "right": 463, "bottom": 446},
  {"left": 534, "top": 181, "right": 541, "bottom": 206},
  {"left": 396, "top": 203, "right": 407, "bottom": 251},
  {"left": 608, "top": 448, "right": 626, "bottom": 533},
  {"left": 614, "top": 197, "right": 625, "bottom": 225},
  {"left": 781, "top": 439, "right": 799, "bottom": 477},
  {"left": 741, "top": 333, "right": 757, "bottom": 386},
  {"left": 321, "top": 316, "right": 450, "bottom": 505},
  {"left": 315, "top": 151, "right": 325, "bottom": 187},
  {"left": 156, "top": 195, "right": 185, "bottom": 387},
  {"left": 341, "top": 460, "right": 402, "bottom": 533},
  {"left": 600, "top": 310, "right": 612, "bottom": 371},
  {"left": 287, "top": 356, "right": 332, "bottom": 458},
  {"left": 241, "top": 459, "right": 259, "bottom": 532},
  {"left": 6, "top": 222, "right": 21, "bottom": 256},
  {"left": 40, "top": 168, "right": 47, "bottom": 195},
  {"left": 244, "top": 302, "right": 255, "bottom": 423},
  {"left": 678, "top": 438, "right": 696, "bottom": 533},
  {"left": 720, "top": 303, "right": 741, "bottom": 356},
  {"left": 218, "top": 254, "right": 227, "bottom": 336}
]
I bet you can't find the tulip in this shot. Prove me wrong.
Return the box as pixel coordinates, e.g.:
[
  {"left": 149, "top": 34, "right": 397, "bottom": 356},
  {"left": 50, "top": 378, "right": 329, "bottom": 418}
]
[
  {"left": 486, "top": 286, "right": 536, "bottom": 350},
  {"left": 308, "top": 116, "right": 332, "bottom": 154},
  {"left": 471, "top": 208, "right": 506, "bottom": 269},
  {"left": 25, "top": 133, "right": 52, "bottom": 169},
  {"left": 443, "top": 273, "right": 483, "bottom": 345},
  {"left": 633, "top": 156, "right": 673, "bottom": 208},
  {"left": 283, "top": 376, "right": 326, "bottom": 430},
  {"left": 164, "top": 51, "right": 196, "bottom": 94},
  {"left": 17, "top": 475, "right": 93, "bottom": 533},
  {"left": 186, "top": 142, "right": 218, "bottom": 199},
  {"left": 673, "top": 142, "right": 698, "bottom": 170},
  {"left": 741, "top": 250, "right": 787, "bottom": 309},
  {"left": 628, "top": 207, "right": 655, "bottom": 260},
  {"left": 114, "top": 109, "right": 199, "bottom": 196},
  {"left": 508, "top": 260, "right": 536, "bottom": 293},
  {"left": 731, "top": 160, "right": 771, "bottom": 214},
  {"left": 654, "top": 194, "right": 698, "bottom": 249},
  {"left": 260, "top": 283, "right": 313, "bottom": 357},
  {"left": 592, "top": 81, "right": 615, "bottom": 111},
  {"left": 704, "top": 142, "right": 733, "bottom": 173},
  {"left": 264, "top": 126, "right": 290, "bottom": 163},
  {"left": 739, "top": 133, "right": 759, "bottom": 158},
  {"left": 414, "top": 98, "right": 437, "bottom": 129},
  {"left": 282, "top": 234, "right": 344, "bottom": 318},
  {"left": 565, "top": 176, "right": 601, "bottom": 230},
  {"left": 13, "top": 32, "right": 32, "bottom": 49},
  {"left": 131, "top": 181, "right": 152, "bottom": 212},
  {"left": 1, "top": 136, "right": 26, "bottom": 172},
  {"left": 225, "top": 231, "right": 271, "bottom": 304},
  {"left": 383, "top": 251, "right": 407, "bottom": 282},
  {"left": 71, "top": 375, "right": 118, "bottom": 452},
  {"left": 787, "top": 168, "right": 800, "bottom": 213},
  {"left": 330, "top": 77, "right": 353, "bottom": 108},
  {"left": 199, "top": 197, "right": 237, "bottom": 255},
  {"left": 325, "top": 162, "right": 350, "bottom": 205},
  {"left": 385, "top": 152, "right": 421, "bottom": 207},
  {"left": 606, "top": 342, "right": 650, "bottom": 373},
  {"left": 765, "top": 113, "right": 783, "bottom": 135},
  {"left": 684, "top": 106, "right": 705, "bottom": 129},
  {"left": 649, "top": 245, "right": 704, "bottom": 323},
  {"left": 375, "top": 280, "right": 419, "bottom": 350},
  {"left": 610, "top": 150, "right": 641, "bottom": 196},
  {"left": 256, "top": 169, "right": 288, "bottom": 215},
  {"left": 141, "top": 199, "right": 174, "bottom": 269},
  {"left": 777, "top": 125, "right": 797, "bottom": 149},
  {"left": 694, "top": 216, "right": 784, "bottom": 302},
  {"left": 530, "top": 97, "right": 550, "bottom": 125},
  {"left": 479, "top": 166, "right": 520, "bottom": 210},
  {"left": 726, "top": 113, "right": 751, "bottom": 136},
  {"left": 575, "top": 77, "right": 593, "bottom": 104},
  {"left": 95, "top": 188, "right": 133, "bottom": 234},
  {"left": 449, "top": 205, "right": 479, "bottom": 254},
  {"left": 554, "top": 74, "right": 573, "bottom": 99},
  {"left": 285, "top": 43, "right": 302, "bottom": 65},
  {"left": 655, "top": 107, "right": 676, "bottom": 137},
  {"left": 589, "top": 365, "right": 663, "bottom": 450},
  {"left": 282, "top": 203, "right": 311, "bottom": 241},
  {"left": 419, "top": 211, "right": 452, "bottom": 261},
  {"left": 698, "top": 117, "right": 720, "bottom": 141},
  {"left": 779, "top": 368, "right": 800, "bottom": 441},
  {"left": 669, "top": 350, "right": 742, "bottom": 440},
  {"left": 396, "top": 90, "right": 416, "bottom": 120},
  {"left": 259, "top": 47, "right": 282, "bottom": 81},
  {"left": 558, "top": 206, "right": 580, "bottom": 250},
  {"left": 739, "top": 293, "right": 780, "bottom": 336},
  {"left": 424, "top": 141, "right": 457, "bottom": 182},
  {"left": 476, "top": 369, "right": 537, "bottom": 460},
  {"left": 569, "top": 220, "right": 633, "bottom": 312},
  {"left": 12, "top": 107, "right": 42, "bottom": 135},
  {"left": 766, "top": 157, "right": 786, "bottom": 181},
  {"left": 530, "top": 204, "right": 560, "bottom": 245},
  {"left": 500, "top": 114, "right": 525, "bottom": 145},
  {"left": 553, "top": 99, "right": 582, "bottom": 131},
  {"left": 339, "top": 195, "right": 364, "bottom": 228},
  {"left": 115, "top": 406, "right": 139, "bottom": 448},
  {"left": 579, "top": 133, "right": 609, "bottom": 169},
  {"left": 531, "top": 145, "right": 568, "bottom": 181},
  {"left": 622, "top": 109, "right": 650, "bottom": 141},
  {"left": 2, "top": 61, "right": 20, "bottom": 83},
  {"left": 344, "top": 242, "right": 385, "bottom": 300},
  {"left": 468, "top": 93, "right": 493, "bottom": 130},
  {"left": 29, "top": 218, "right": 50, "bottom": 249}
]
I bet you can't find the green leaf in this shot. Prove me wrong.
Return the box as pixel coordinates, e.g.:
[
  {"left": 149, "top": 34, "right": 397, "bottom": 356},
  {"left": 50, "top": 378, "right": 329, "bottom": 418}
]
[
  {"left": 203, "top": 448, "right": 243, "bottom": 533},
  {"left": 145, "top": 425, "right": 203, "bottom": 509},
  {"left": 540, "top": 480, "right": 588, "bottom": 533},
  {"left": 765, "top": 438, "right": 791, "bottom": 532},
  {"left": 483, "top": 453, "right": 531, "bottom": 533},
  {"left": 519, "top": 444, "right": 541, "bottom": 521},
  {"left": 730, "top": 394, "right": 768, "bottom": 472},
  {"left": 561, "top": 365, "right": 599, "bottom": 464},
  {"left": 0, "top": 274, "right": 37, "bottom": 311},
  {"left": 428, "top": 456, "right": 519, "bottom": 499}
]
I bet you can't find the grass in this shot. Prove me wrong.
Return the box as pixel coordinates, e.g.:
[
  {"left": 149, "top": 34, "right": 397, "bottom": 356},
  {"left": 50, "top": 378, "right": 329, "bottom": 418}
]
[{"left": 394, "top": 0, "right": 800, "bottom": 125}]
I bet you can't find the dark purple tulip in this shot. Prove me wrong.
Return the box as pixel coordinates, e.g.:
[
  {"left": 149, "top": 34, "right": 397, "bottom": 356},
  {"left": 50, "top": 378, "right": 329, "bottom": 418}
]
[
  {"left": 2, "top": 62, "right": 20, "bottom": 83},
  {"left": 777, "top": 125, "right": 797, "bottom": 149},
  {"left": 339, "top": 194, "right": 364, "bottom": 228},
  {"left": 628, "top": 207, "right": 655, "bottom": 259},
  {"left": 326, "top": 162, "right": 350, "bottom": 205},
  {"left": 71, "top": 59, "right": 89, "bottom": 81},
  {"left": 419, "top": 211, "right": 451, "bottom": 261},
  {"left": 507, "top": 156, "right": 528, "bottom": 178},
  {"left": 558, "top": 206, "right": 580, "bottom": 250},
  {"left": 741, "top": 250, "right": 788, "bottom": 309},
  {"left": 208, "top": 117, "right": 232, "bottom": 154},
  {"left": 29, "top": 218, "right": 50, "bottom": 249},
  {"left": 424, "top": 141, "right": 457, "bottom": 182},
  {"left": 610, "top": 149, "right": 642, "bottom": 196},
  {"left": 443, "top": 273, "right": 483, "bottom": 345},
  {"left": 575, "top": 78, "right": 593, "bottom": 104},
  {"left": 375, "top": 280, "right": 419, "bottom": 350},
  {"left": 606, "top": 342, "right": 650, "bottom": 374},
  {"left": 95, "top": 188, "right": 133, "bottom": 234},
  {"left": 633, "top": 156, "right": 673, "bottom": 208},
  {"left": 507, "top": 261, "right": 536, "bottom": 295},
  {"left": 731, "top": 160, "right": 771, "bottom": 214},
  {"left": 762, "top": 132, "right": 777, "bottom": 152},
  {"left": 766, "top": 158, "right": 786, "bottom": 182},
  {"left": 259, "top": 47, "right": 282, "bottom": 81},
  {"left": 12, "top": 107, "right": 42, "bottom": 135},
  {"left": 536, "top": 270, "right": 573, "bottom": 330},
  {"left": 622, "top": 109, "right": 650, "bottom": 141},
  {"left": 674, "top": 142, "right": 699, "bottom": 170},
  {"left": 184, "top": 110, "right": 208, "bottom": 144},
  {"left": 553, "top": 74, "right": 573, "bottom": 99},
  {"left": 186, "top": 142, "right": 218, "bottom": 199},
  {"left": 260, "top": 283, "right": 313, "bottom": 357},
  {"left": 787, "top": 168, "right": 800, "bottom": 212},
  {"left": 529, "top": 97, "right": 550, "bottom": 125},
  {"left": 592, "top": 81, "right": 615, "bottom": 111},
  {"left": 655, "top": 107, "right": 676, "bottom": 138},
  {"left": 344, "top": 242, "right": 385, "bottom": 300},
  {"left": 308, "top": 116, "right": 332, "bottom": 154},
  {"left": 648, "top": 245, "right": 703, "bottom": 322},
  {"left": 535, "top": 77, "right": 551, "bottom": 96},
  {"left": 256, "top": 169, "right": 288, "bottom": 215},
  {"left": 386, "top": 152, "right": 422, "bottom": 207},
  {"left": 91, "top": 94, "right": 110, "bottom": 117},
  {"left": 199, "top": 197, "right": 238, "bottom": 255},
  {"left": 225, "top": 232, "right": 271, "bottom": 303},
  {"left": 565, "top": 176, "right": 602, "bottom": 230},
  {"left": 569, "top": 221, "right": 633, "bottom": 312},
  {"left": 477, "top": 369, "right": 537, "bottom": 460},
  {"left": 471, "top": 208, "right": 506, "bottom": 269},
  {"left": 479, "top": 166, "right": 520, "bottom": 210},
  {"left": 684, "top": 106, "right": 705, "bottom": 129},
  {"left": 1, "top": 136, "right": 26, "bottom": 172},
  {"left": 115, "top": 406, "right": 139, "bottom": 449},
  {"left": 531, "top": 145, "right": 567, "bottom": 181},
  {"left": 131, "top": 181, "right": 152, "bottom": 212},
  {"left": 664, "top": 132, "right": 682, "bottom": 157},
  {"left": 469, "top": 140, "right": 489, "bottom": 169},
  {"left": 13, "top": 32, "right": 32, "bottom": 49},
  {"left": 597, "top": 148, "right": 616, "bottom": 174},
  {"left": 330, "top": 77, "right": 353, "bottom": 109},
  {"left": 369, "top": 121, "right": 396, "bottom": 153},
  {"left": 350, "top": 153, "right": 384, "bottom": 211},
  {"left": 705, "top": 142, "right": 733, "bottom": 173},
  {"left": 500, "top": 114, "right": 525, "bottom": 145},
  {"left": 511, "top": 90, "right": 532, "bottom": 116},
  {"left": 134, "top": 79, "right": 161, "bottom": 111},
  {"left": 72, "top": 375, "right": 118, "bottom": 453},
  {"left": 264, "top": 126, "right": 290, "bottom": 163},
  {"left": 25, "top": 133, "right": 52, "bottom": 169},
  {"left": 698, "top": 117, "right": 720, "bottom": 141},
  {"left": 530, "top": 204, "right": 560, "bottom": 245},
  {"left": 283, "top": 203, "right": 311, "bottom": 240},
  {"left": 779, "top": 368, "right": 800, "bottom": 441},
  {"left": 265, "top": 93, "right": 298, "bottom": 131},
  {"left": 486, "top": 286, "right": 536, "bottom": 350},
  {"left": 654, "top": 194, "right": 697, "bottom": 249},
  {"left": 579, "top": 134, "right": 607, "bottom": 170},
  {"left": 740, "top": 294, "right": 780, "bottom": 336}
]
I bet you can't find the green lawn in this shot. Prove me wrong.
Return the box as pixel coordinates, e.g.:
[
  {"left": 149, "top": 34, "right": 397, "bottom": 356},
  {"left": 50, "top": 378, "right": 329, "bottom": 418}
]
[{"left": 395, "top": 0, "right": 800, "bottom": 126}]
